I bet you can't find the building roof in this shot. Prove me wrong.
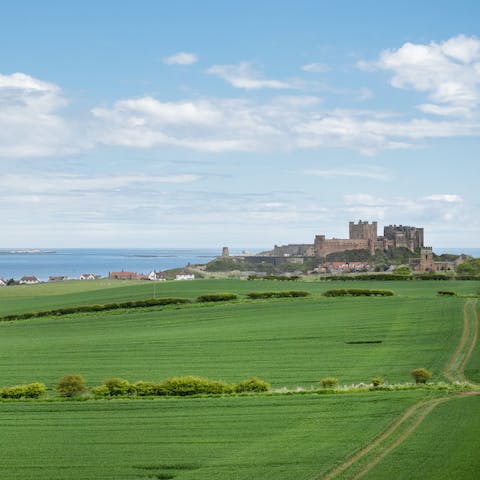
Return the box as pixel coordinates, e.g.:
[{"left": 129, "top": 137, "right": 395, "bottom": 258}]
[{"left": 20, "top": 276, "right": 39, "bottom": 281}]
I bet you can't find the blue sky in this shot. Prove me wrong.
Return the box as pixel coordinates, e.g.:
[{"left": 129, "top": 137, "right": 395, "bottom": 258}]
[{"left": 1, "top": 0, "right": 479, "bottom": 249}]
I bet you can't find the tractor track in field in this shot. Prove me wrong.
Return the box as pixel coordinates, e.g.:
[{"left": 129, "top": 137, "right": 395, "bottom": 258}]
[
  {"left": 320, "top": 397, "right": 449, "bottom": 480},
  {"left": 320, "top": 299, "right": 479, "bottom": 480},
  {"left": 445, "top": 299, "right": 478, "bottom": 383}
]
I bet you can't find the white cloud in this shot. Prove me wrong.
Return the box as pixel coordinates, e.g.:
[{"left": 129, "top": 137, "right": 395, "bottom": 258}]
[
  {"left": 360, "top": 35, "right": 480, "bottom": 116},
  {"left": 207, "top": 62, "right": 293, "bottom": 89},
  {"left": 0, "top": 173, "right": 200, "bottom": 195},
  {"left": 301, "top": 63, "right": 330, "bottom": 73},
  {"left": 0, "top": 72, "right": 78, "bottom": 158},
  {"left": 344, "top": 193, "right": 386, "bottom": 206},
  {"left": 424, "top": 194, "right": 463, "bottom": 203},
  {"left": 91, "top": 94, "right": 480, "bottom": 154},
  {"left": 306, "top": 166, "right": 391, "bottom": 181},
  {"left": 163, "top": 52, "right": 198, "bottom": 65}
]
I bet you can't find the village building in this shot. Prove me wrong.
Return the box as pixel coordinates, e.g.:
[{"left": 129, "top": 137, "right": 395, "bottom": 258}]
[
  {"left": 79, "top": 273, "right": 99, "bottom": 280},
  {"left": 148, "top": 271, "right": 167, "bottom": 281},
  {"left": 410, "top": 247, "right": 456, "bottom": 273},
  {"left": 175, "top": 269, "right": 195, "bottom": 281},
  {"left": 0, "top": 278, "right": 7, "bottom": 287},
  {"left": 109, "top": 271, "right": 139, "bottom": 280},
  {"left": 49, "top": 276, "right": 68, "bottom": 282},
  {"left": 20, "top": 276, "right": 39, "bottom": 284}
]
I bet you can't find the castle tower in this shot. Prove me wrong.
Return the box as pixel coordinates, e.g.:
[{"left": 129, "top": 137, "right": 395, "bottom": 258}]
[
  {"left": 420, "top": 247, "right": 433, "bottom": 271},
  {"left": 349, "top": 220, "right": 377, "bottom": 242},
  {"left": 222, "top": 246, "right": 230, "bottom": 257}
]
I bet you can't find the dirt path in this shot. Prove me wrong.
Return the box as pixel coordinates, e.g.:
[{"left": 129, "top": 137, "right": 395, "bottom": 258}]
[
  {"left": 351, "top": 397, "right": 449, "bottom": 479},
  {"left": 320, "top": 397, "right": 449, "bottom": 480},
  {"left": 444, "top": 299, "right": 478, "bottom": 382},
  {"left": 459, "top": 299, "right": 478, "bottom": 379}
]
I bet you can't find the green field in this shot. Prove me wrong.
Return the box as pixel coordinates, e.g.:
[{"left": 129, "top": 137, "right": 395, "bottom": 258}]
[
  {"left": 0, "top": 292, "right": 466, "bottom": 388},
  {"left": 0, "top": 278, "right": 479, "bottom": 479},
  {"left": 0, "top": 392, "right": 429, "bottom": 480}
]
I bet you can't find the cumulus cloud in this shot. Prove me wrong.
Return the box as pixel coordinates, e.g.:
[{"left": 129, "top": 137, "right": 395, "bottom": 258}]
[
  {"left": 207, "top": 62, "right": 293, "bottom": 89},
  {"left": 90, "top": 94, "right": 480, "bottom": 154},
  {"left": 163, "top": 52, "right": 198, "bottom": 65},
  {"left": 301, "top": 62, "right": 330, "bottom": 73},
  {"left": 424, "top": 194, "right": 463, "bottom": 203},
  {"left": 0, "top": 72, "right": 78, "bottom": 158},
  {"left": 306, "top": 166, "right": 391, "bottom": 181},
  {"left": 360, "top": 35, "right": 480, "bottom": 116}
]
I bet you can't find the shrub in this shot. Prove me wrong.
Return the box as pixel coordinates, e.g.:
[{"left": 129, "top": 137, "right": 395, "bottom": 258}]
[
  {"left": 157, "top": 376, "right": 234, "bottom": 396},
  {"left": 91, "top": 385, "right": 110, "bottom": 397},
  {"left": 247, "top": 291, "right": 309, "bottom": 299},
  {"left": 197, "top": 293, "right": 238, "bottom": 302},
  {"left": 320, "top": 377, "right": 339, "bottom": 389},
  {"left": 0, "top": 382, "right": 47, "bottom": 399},
  {"left": 438, "top": 290, "right": 456, "bottom": 296},
  {"left": 411, "top": 368, "right": 432, "bottom": 384},
  {"left": 132, "top": 381, "right": 160, "bottom": 397},
  {"left": 323, "top": 289, "right": 394, "bottom": 297},
  {"left": 235, "top": 376, "right": 270, "bottom": 393},
  {"left": 371, "top": 376, "right": 384, "bottom": 387},
  {"left": 104, "top": 378, "right": 132, "bottom": 396},
  {"left": 55, "top": 374, "right": 88, "bottom": 398}
]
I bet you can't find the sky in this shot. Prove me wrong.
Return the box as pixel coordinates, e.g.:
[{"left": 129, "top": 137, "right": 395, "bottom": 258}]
[{"left": 1, "top": 0, "right": 479, "bottom": 249}]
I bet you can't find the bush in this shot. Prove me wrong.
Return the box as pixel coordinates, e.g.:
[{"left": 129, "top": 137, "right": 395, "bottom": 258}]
[
  {"left": 323, "top": 289, "right": 394, "bottom": 297},
  {"left": 91, "top": 385, "right": 110, "bottom": 397},
  {"left": 235, "top": 376, "right": 270, "bottom": 393},
  {"left": 371, "top": 376, "right": 384, "bottom": 387},
  {"left": 320, "top": 377, "right": 339, "bottom": 389},
  {"left": 247, "top": 291, "right": 309, "bottom": 299},
  {"left": 158, "top": 376, "right": 234, "bottom": 396},
  {"left": 438, "top": 290, "right": 456, "bottom": 296},
  {"left": 0, "top": 382, "right": 47, "bottom": 399},
  {"left": 197, "top": 293, "right": 238, "bottom": 302},
  {"left": 411, "top": 368, "right": 432, "bottom": 384},
  {"left": 104, "top": 378, "right": 132, "bottom": 396},
  {"left": 132, "top": 381, "right": 160, "bottom": 397},
  {"left": 55, "top": 374, "right": 88, "bottom": 398}
]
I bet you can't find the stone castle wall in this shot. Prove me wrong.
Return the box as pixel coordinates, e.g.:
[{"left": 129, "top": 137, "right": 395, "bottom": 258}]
[{"left": 314, "top": 236, "right": 372, "bottom": 257}]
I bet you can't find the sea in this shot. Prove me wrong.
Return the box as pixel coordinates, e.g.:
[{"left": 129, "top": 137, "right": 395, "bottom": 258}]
[
  {"left": 0, "top": 247, "right": 478, "bottom": 282},
  {"left": 0, "top": 248, "right": 247, "bottom": 281}
]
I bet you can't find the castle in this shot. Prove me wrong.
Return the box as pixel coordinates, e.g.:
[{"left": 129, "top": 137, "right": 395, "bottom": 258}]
[{"left": 269, "top": 221, "right": 424, "bottom": 258}]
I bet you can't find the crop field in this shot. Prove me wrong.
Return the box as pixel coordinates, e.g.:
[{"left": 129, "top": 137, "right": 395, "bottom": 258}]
[
  {"left": 0, "top": 290, "right": 468, "bottom": 388},
  {"left": 0, "top": 277, "right": 478, "bottom": 316},
  {"left": 0, "top": 278, "right": 479, "bottom": 479},
  {"left": 0, "top": 391, "right": 430, "bottom": 480}
]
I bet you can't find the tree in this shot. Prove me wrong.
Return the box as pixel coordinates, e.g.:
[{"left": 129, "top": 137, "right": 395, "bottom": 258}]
[
  {"left": 411, "top": 368, "right": 432, "bottom": 384},
  {"left": 55, "top": 374, "right": 88, "bottom": 397}
]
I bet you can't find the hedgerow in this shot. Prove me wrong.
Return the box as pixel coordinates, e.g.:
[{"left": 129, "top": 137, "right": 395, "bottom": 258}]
[
  {"left": 246, "top": 291, "right": 309, "bottom": 299},
  {"left": 55, "top": 374, "right": 88, "bottom": 398},
  {"left": 196, "top": 293, "right": 238, "bottom": 302},
  {"left": 247, "top": 275, "right": 300, "bottom": 281},
  {"left": 323, "top": 289, "right": 394, "bottom": 297},
  {"left": 0, "top": 382, "right": 46, "bottom": 399},
  {"left": 89, "top": 375, "right": 270, "bottom": 397},
  {"left": 0, "top": 297, "right": 191, "bottom": 321}
]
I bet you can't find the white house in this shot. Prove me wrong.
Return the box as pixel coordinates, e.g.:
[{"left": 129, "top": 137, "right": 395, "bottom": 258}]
[
  {"left": 0, "top": 278, "right": 7, "bottom": 287},
  {"left": 20, "top": 276, "right": 39, "bottom": 284},
  {"left": 175, "top": 269, "right": 195, "bottom": 281},
  {"left": 79, "top": 273, "right": 98, "bottom": 280},
  {"left": 148, "top": 271, "right": 167, "bottom": 281}
]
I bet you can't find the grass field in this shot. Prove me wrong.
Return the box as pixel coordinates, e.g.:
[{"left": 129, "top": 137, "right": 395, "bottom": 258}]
[
  {"left": 0, "top": 277, "right": 478, "bottom": 316},
  {"left": 0, "top": 391, "right": 429, "bottom": 480},
  {"left": 0, "top": 292, "right": 466, "bottom": 388},
  {"left": 362, "top": 394, "right": 480, "bottom": 479},
  {"left": 1, "top": 278, "right": 479, "bottom": 479}
]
